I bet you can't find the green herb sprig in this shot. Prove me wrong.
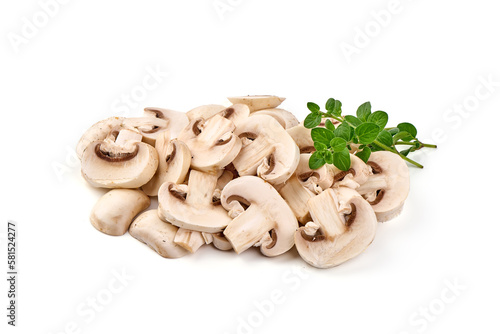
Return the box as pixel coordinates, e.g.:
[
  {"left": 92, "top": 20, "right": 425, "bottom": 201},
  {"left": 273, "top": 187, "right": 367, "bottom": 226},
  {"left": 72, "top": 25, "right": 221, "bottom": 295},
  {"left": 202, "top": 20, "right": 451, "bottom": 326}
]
[{"left": 304, "top": 98, "right": 437, "bottom": 171}]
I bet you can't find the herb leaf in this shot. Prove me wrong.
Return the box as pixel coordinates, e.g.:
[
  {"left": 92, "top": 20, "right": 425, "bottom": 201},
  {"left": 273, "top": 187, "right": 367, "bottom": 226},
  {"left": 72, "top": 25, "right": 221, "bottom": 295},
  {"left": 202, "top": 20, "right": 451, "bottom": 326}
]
[
  {"left": 330, "top": 138, "right": 347, "bottom": 152},
  {"left": 334, "top": 123, "right": 352, "bottom": 141},
  {"left": 344, "top": 115, "right": 362, "bottom": 128},
  {"left": 376, "top": 130, "right": 393, "bottom": 147},
  {"left": 311, "top": 128, "right": 334, "bottom": 145},
  {"left": 333, "top": 148, "right": 351, "bottom": 171},
  {"left": 355, "top": 146, "right": 372, "bottom": 163},
  {"left": 397, "top": 122, "right": 417, "bottom": 139},
  {"left": 356, "top": 102, "right": 371, "bottom": 122},
  {"left": 309, "top": 151, "right": 326, "bottom": 169},
  {"left": 355, "top": 122, "right": 381, "bottom": 144},
  {"left": 324, "top": 119, "right": 336, "bottom": 131},
  {"left": 307, "top": 102, "right": 320, "bottom": 113},
  {"left": 304, "top": 113, "right": 322, "bottom": 129},
  {"left": 367, "top": 110, "right": 389, "bottom": 129}
]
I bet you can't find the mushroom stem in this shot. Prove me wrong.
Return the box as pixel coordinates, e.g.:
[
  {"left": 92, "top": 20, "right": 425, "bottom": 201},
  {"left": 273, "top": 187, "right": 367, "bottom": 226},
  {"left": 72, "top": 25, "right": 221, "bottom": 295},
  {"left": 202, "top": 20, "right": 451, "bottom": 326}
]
[
  {"left": 307, "top": 190, "right": 346, "bottom": 238},
  {"left": 223, "top": 205, "right": 274, "bottom": 254},
  {"left": 356, "top": 174, "right": 388, "bottom": 196},
  {"left": 186, "top": 170, "right": 218, "bottom": 206}
]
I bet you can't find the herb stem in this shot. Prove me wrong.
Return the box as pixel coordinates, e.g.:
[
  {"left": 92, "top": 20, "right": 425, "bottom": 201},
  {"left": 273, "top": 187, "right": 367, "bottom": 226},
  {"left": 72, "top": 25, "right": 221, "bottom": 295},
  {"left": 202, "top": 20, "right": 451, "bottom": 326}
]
[
  {"left": 373, "top": 139, "right": 424, "bottom": 168},
  {"left": 394, "top": 141, "right": 438, "bottom": 148}
]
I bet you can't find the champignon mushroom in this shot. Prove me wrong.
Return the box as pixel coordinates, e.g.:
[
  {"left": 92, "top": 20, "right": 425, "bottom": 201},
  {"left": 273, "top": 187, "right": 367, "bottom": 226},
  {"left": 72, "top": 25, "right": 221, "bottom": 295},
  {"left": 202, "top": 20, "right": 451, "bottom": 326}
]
[
  {"left": 294, "top": 187, "right": 377, "bottom": 268},
  {"left": 253, "top": 108, "right": 299, "bottom": 129},
  {"left": 142, "top": 132, "right": 191, "bottom": 196},
  {"left": 211, "top": 233, "right": 232, "bottom": 251},
  {"left": 221, "top": 176, "right": 298, "bottom": 257},
  {"left": 217, "top": 104, "right": 250, "bottom": 127},
  {"left": 173, "top": 228, "right": 207, "bottom": 253},
  {"left": 81, "top": 129, "right": 159, "bottom": 188},
  {"left": 157, "top": 170, "right": 232, "bottom": 233},
  {"left": 227, "top": 95, "right": 286, "bottom": 112},
  {"left": 355, "top": 151, "right": 410, "bottom": 222},
  {"left": 137, "top": 107, "right": 189, "bottom": 144},
  {"left": 232, "top": 114, "right": 299, "bottom": 185},
  {"left": 286, "top": 124, "right": 315, "bottom": 154},
  {"left": 277, "top": 154, "right": 333, "bottom": 224},
  {"left": 76, "top": 117, "right": 126, "bottom": 160},
  {"left": 129, "top": 210, "right": 189, "bottom": 258},
  {"left": 178, "top": 115, "right": 242, "bottom": 172},
  {"left": 186, "top": 104, "right": 226, "bottom": 121},
  {"left": 90, "top": 189, "right": 150, "bottom": 236},
  {"left": 328, "top": 154, "right": 371, "bottom": 189}
]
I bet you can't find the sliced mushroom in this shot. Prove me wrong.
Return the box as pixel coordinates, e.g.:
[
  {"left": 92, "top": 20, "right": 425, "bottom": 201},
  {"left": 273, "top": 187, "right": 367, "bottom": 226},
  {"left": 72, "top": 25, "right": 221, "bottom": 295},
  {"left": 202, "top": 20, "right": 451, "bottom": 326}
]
[
  {"left": 129, "top": 210, "right": 189, "bottom": 258},
  {"left": 81, "top": 129, "right": 159, "bottom": 188},
  {"left": 294, "top": 187, "right": 377, "bottom": 268},
  {"left": 227, "top": 95, "right": 285, "bottom": 112},
  {"left": 328, "top": 154, "right": 371, "bottom": 189},
  {"left": 355, "top": 151, "right": 410, "bottom": 222},
  {"left": 142, "top": 132, "right": 191, "bottom": 196},
  {"left": 139, "top": 107, "right": 189, "bottom": 144},
  {"left": 232, "top": 115, "right": 299, "bottom": 185},
  {"left": 186, "top": 104, "right": 226, "bottom": 121},
  {"left": 277, "top": 154, "right": 333, "bottom": 224},
  {"left": 90, "top": 189, "right": 150, "bottom": 236},
  {"left": 173, "top": 228, "right": 207, "bottom": 253},
  {"left": 178, "top": 115, "right": 242, "bottom": 172},
  {"left": 157, "top": 170, "right": 232, "bottom": 233},
  {"left": 217, "top": 104, "right": 250, "bottom": 127},
  {"left": 253, "top": 108, "right": 299, "bottom": 129},
  {"left": 76, "top": 117, "right": 126, "bottom": 160},
  {"left": 221, "top": 176, "right": 298, "bottom": 257},
  {"left": 286, "top": 124, "right": 314, "bottom": 154}
]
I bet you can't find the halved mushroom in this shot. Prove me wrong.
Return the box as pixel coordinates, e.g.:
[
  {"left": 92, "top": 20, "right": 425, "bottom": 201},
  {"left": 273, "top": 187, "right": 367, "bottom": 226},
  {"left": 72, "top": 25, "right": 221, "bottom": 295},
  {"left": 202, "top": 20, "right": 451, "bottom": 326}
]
[
  {"left": 355, "top": 151, "right": 410, "bottom": 222},
  {"left": 178, "top": 115, "right": 242, "bottom": 172},
  {"left": 157, "top": 170, "right": 232, "bottom": 233},
  {"left": 328, "top": 154, "right": 371, "bottom": 189},
  {"left": 253, "top": 108, "right": 299, "bottom": 129},
  {"left": 232, "top": 114, "right": 299, "bottom": 185},
  {"left": 277, "top": 154, "right": 333, "bottom": 224},
  {"left": 142, "top": 132, "right": 191, "bottom": 196},
  {"left": 138, "top": 107, "right": 189, "bottom": 144},
  {"left": 76, "top": 117, "right": 126, "bottom": 160},
  {"left": 227, "top": 95, "right": 285, "bottom": 112},
  {"left": 129, "top": 210, "right": 189, "bottom": 258},
  {"left": 217, "top": 104, "right": 250, "bottom": 127},
  {"left": 294, "top": 187, "right": 377, "bottom": 268},
  {"left": 221, "top": 176, "right": 298, "bottom": 257},
  {"left": 90, "top": 189, "right": 150, "bottom": 236},
  {"left": 286, "top": 124, "right": 315, "bottom": 154},
  {"left": 186, "top": 104, "right": 226, "bottom": 121},
  {"left": 81, "top": 129, "right": 159, "bottom": 188}
]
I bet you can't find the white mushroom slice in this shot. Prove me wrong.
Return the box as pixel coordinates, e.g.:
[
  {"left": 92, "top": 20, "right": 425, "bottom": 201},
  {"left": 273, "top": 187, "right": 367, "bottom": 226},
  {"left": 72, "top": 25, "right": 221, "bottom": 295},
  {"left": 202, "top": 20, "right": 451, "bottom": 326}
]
[
  {"left": 232, "top": 115, "right": 299, "bottom": 185},
  {"left": 139, "top": 107, "right": 189, "bottom": 143},
  {"left": 295, "top": 154, "right": 333, "bottom": 194},
  {"left": 142, "top": 133, "right": 191, "bottom": 196},
  {"left": 253, "top": 108, "right": 299, "bottom": 129},
  {"left": 287, "top": 124, "right": 315, "bottom": 154},
  {"left": 217, "top": 104, "right": 250, "bottom": 127},
  {"left": 227, "top": 95, "right": 285, "bottom": 112},
  {"left": 221, "top": 176, "right": 298, "bottom": 257},
  {"left": 90, "top": 189, "right": 150, "bottom": 236},
  {"left": 129, "top": 210, "right": 189, "bottom": 258},
  {"left": 81, "top": 129, "right": 159, "bottom": 188},
  {"left": 173, "top": 228, "right": 207, "bottom": 253},
  {"left": 158, "top": 170, "right": 232, "bottom": 233},
  {"left": 294, "top": 187, "right": 377, "bottom": 268},
  {"left": 355, "top": 151, "right": 410, "bottom": 222},
  {"left": 178, "top": 115, "right": 242, "bottom": 172},
  {"left": 76, "top": 117, "right": 126, "bottom": 160},
  {"left": 211, "top": 233, "right": 232, "bottom": 251},
  {"left": 186, "top": 104, "right": 226, "bottom": 121},
  {"left": 328, "top": 154, "right": 371, "bottom": 189},
  {"left": 122, "top": 117, "right": 168, "bottom": 146}
]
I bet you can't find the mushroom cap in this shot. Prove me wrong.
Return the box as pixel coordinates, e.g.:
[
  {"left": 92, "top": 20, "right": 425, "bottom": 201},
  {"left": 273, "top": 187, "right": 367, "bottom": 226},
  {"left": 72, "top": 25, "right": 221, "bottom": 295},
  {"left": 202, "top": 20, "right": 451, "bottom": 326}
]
[
  {"left": 142, "top": 133, "right": 191, "bottom": 196},
  {"left": 129, "top": 210, "right": 189, "bottom": 258},
  {"left": 286, "top": 124, "right": 315, "bottom": 154},
  {"left": 221, "top": 176, "right": 298, "bottom": 257},
  {"left": 178, "top": 115, "right": 242, "bottom": 172},
  {"left": 253, "top": 108, "right": 299, "bottom": 129},
  {"left": 232, "top": 114, "right": 299, "bottom": 185},
  {"left": 157, "top": 170, "right": 232, "bottom": 233},
  {"left": 328, "top": 154, "right": 371, "bottom": 189},
  {"left": 90, "top": 189, "right": 150, "bottom": 236},
  {"left": 227, "top": 95, "right": 286, "bottom": 112},
  {"left": 81, "top": 133, "right": 159, "bottom": 188},
  {"left": 356, "top": 151, "right": 410, "bottom": 222},
  {"left": 76, "top": 117, "right": 126, "bottom": 160},
  {"left": 294, "top": 187, "right": 378, "bottom": 268},
  {"left": 186, "top": 104, "right": 226, "bottom": 121}
]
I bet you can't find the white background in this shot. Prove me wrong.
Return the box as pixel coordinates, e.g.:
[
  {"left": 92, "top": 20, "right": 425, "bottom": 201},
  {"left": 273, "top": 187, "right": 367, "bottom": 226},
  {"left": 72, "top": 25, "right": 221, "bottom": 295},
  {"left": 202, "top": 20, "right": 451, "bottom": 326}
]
[{"left": 1, "top": 1, "right": 499, "bottom": 333}]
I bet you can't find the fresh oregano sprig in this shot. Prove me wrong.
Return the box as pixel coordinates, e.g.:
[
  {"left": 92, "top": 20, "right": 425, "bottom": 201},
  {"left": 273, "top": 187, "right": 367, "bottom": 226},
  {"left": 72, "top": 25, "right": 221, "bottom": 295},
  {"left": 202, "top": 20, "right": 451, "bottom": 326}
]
[{"left": 304, "top": 98, "right": 437, "bottom": 171}]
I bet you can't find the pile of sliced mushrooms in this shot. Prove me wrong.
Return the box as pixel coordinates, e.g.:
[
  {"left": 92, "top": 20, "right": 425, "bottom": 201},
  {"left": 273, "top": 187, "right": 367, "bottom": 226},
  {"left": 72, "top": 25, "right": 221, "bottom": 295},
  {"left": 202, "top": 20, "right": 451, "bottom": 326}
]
[{"left": 77, "top": 95, "right": 410, "bottom": 269}]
